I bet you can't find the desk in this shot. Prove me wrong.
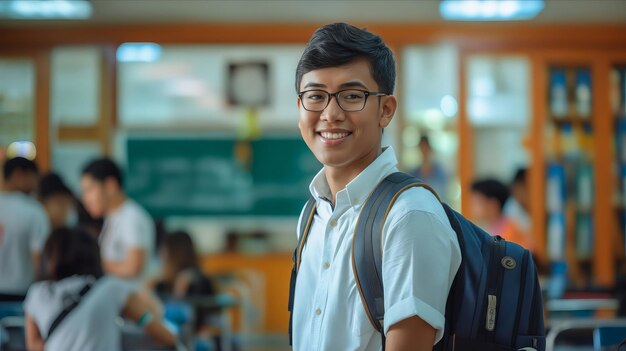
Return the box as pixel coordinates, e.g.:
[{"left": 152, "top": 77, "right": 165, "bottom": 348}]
[
  {"left": 546, "top": 318, "right": 626, "bottom": 351},
  {"left": 201, "top": 253, "right": 292, "bottom": 333},
  {"left": 547, "top": 298, "right": 619, "bottom": 313}
]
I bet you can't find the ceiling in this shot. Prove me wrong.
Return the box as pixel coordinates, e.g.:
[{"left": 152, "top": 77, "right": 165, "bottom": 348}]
[{"left": 2, "top": 0, "right": 626, "bottom": 26}]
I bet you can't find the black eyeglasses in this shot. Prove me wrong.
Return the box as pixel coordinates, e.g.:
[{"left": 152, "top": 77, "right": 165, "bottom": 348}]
[{"left": 298, "top": 89, "right": 390, "bottom": 112}]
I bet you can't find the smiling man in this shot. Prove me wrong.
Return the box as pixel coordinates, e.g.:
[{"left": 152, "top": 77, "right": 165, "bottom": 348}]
[{"left": 290, "top": 23, "right": 461, "bottom": 351}]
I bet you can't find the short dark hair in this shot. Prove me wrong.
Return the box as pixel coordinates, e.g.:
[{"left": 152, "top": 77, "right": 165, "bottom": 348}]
[
  {"left": 42, "top": 227, "right": 103, "bottom": 281},
  {"left": 295, "top": 22, "right": 396, "bottom": 94},
  {"left": 38, "top": 172, "right": 74, "bottom": 201},
  {"left": 82, "top": 157, "right": 123, "bottom": 187},
  {"left": 471, "top": 179, "right": 510, "bottom": 211},
  {"left": 3, "top": 157, "right": 38, "bottom": 180}
]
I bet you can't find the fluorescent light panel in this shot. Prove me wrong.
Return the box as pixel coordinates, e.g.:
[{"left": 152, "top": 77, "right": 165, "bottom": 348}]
[
  {"left": 0, "top": 0, "right": 92, "bottom": 20},
  {"left": 440, "top": 0, "right": 544, "bottom": 21},
  {"left": 117, "top": 43, "right": 163, "bottom": 63}
]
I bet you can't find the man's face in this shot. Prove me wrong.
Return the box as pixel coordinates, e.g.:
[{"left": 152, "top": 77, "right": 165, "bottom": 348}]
[
  {"left": 9, "top": 169, "right": 38, "bottom": 194},
  {"left": 21, "top": 171, "right": 38, "bottom": 194},
  {"left": 297, "top": 59, "right": 396, "bottom": 175},
  {"left": 80, "top": 174, "right": 106, "bottom": 218}
]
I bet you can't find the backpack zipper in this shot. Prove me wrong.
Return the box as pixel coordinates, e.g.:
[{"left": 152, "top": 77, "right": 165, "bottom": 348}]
[
  {"left": 486, "top": 295, "right": 497, "bottom": 331},
  {"left": 511, "top": 250, "right": 529, "bottom": 346},
  {"left": 483, "top": 237, "right": 505, "bottom": 341}
]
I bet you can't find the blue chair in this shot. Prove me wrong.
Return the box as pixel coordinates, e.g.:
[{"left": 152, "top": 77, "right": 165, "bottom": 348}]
[
  {"left": 593, "top": 325, "right": 626, "bottom": 350},
  {"left": 0, "top": 316, "right": 26, "bottom": 351},
  {"left": 0, "top": 303, "right": 23, "bottom": 320}
]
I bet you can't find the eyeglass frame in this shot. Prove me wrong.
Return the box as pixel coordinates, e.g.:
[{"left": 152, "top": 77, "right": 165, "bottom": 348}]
[{"left": 297, "top": 89, "right": 391, "bottom": 112}]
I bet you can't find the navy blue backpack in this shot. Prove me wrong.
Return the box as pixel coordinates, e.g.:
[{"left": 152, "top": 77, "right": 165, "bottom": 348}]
[{"left": 288, "top": 172, "right": 545, "bottom": 350}]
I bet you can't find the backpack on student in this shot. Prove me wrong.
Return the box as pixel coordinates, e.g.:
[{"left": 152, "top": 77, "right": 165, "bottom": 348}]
[{"left": 288, "top": 172, "right": 546, "bottom": 351}]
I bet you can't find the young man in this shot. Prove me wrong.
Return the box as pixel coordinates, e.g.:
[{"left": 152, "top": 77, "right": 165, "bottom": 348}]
[
  {"left": 81, "top": 158, "right": 155, "bottom": 281},
  {"left": 0, "top": 157, "right": 50, "bottom": 299},
  {"left": 292, "top": 23, "right": 461, "bottom": 351}
]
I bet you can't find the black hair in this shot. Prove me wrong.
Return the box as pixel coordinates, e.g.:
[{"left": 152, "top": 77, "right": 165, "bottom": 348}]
[
  {"left": 512, "top": 167, "right": 528, "bottom": 186},
  {"left": 295, "top": 22, "right": 396, "bottom": 94},
  {"left": 38, "top": 172, "right": 74, "bottom": 201},
  {"left": 81, "top": 157, "right": 123, "bottom": 187},
  {"left": 471, "top": 179, "right": 510, "bottom": 211},
  {"left": 42, "top": 227, "right": 103, "bottom": 281},
  {"left": 3, "top": 157, "right": 38, "bottom": 180}
]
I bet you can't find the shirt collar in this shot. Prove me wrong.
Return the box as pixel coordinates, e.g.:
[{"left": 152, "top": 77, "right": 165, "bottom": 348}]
[{"left": 309, "top": 146, "right": 399, "bottom": 209}]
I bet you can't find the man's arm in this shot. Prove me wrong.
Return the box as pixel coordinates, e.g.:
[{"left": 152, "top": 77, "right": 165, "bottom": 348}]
[
  {"left": 381, "top": 190, "right": 462, "bottom": 351},
  {"left": 123, "top": 291, "right": 176, "bottom": 346},
  {"left": 25, "top": 313, "right": 45, "bottom": 351},
  {"left": 386, "top": 316, "right": 436, "bottom": 351},
  {"left": 103, "top": 247, "right": 145, "bottom": 278}
]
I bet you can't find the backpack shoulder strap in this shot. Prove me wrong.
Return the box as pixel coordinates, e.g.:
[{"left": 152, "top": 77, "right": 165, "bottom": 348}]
[
  {"left": 288, "top": 196, "right": 316, "bottom": 346},
  {"left": 352, "top": 172, "right": 439, "bottom": 336},
  {"left": 47, "top": 279, "right": 95, "bottom": 340}
]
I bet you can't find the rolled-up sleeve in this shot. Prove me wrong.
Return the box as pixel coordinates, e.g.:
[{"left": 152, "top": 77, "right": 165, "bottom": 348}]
[{"left": 382, "top": 199, "right": 461, "bottom": 344}]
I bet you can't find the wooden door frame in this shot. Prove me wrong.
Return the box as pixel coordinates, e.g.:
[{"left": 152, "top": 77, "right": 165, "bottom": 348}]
[{"left": 0, "top": 49, "right": 50, "bottom": 171}]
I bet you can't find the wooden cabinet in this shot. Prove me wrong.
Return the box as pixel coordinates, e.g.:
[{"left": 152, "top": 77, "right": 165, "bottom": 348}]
[
  {"left": 533, "top": 52, "right": 626, "bottom": 288},
  {"left": 460, "top": 50, "right": 626, "bottom": 289}
]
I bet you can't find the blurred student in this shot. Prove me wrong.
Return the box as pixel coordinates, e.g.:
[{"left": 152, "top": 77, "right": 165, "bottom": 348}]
[
  {"left": 0, "top": 157, "right": 50, "bottom": 300},
  {"left": 81, "top": 157, "right": 155, "bottom": 281},
  {"left": 503, "top": 168, "right": 530, "bottom": 233},
  {"left": 38, "top": 173, "right": 78, "bottom": 230},
  {"left": 24, "top": 227, "right": 176, "bottom": 351},
  {"left": 409, "top": 135, "right": 449, "bottom": 201},
  {"left": 470, "top": 178, "right": 534, "bottom": 251},
  {"left": 151, "top": 231, "right": 219, "bottom": 338},
  {"left": 470, "top": 178, "right": 511, "bottom": 236},
  {"left": 503, "top": 168, "right": 535, "bottom": 251},
  {"left": 154, "top": 231, "right": 216, "bottom": 299}
]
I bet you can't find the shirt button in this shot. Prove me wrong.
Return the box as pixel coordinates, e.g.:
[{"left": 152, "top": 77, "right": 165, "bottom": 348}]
[
  {"left": 329, "top": 220, "right": 337, "bottom": 228},
  {"left": 323, "top": 262, "right": 330, "bottom": 269},
  {"left": 315, "top": 308, "right": 322, "bottom": 316}
]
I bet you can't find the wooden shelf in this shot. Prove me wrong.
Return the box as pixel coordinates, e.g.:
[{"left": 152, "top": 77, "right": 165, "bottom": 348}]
[{"left": 549, "top": 116, "right": 593, "bottom": 126}]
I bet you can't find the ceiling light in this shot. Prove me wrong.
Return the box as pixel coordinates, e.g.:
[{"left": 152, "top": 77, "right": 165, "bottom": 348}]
[
  {"left": 0, "top": 0, "right": 92, "bottom": 19},
  {"left": 117, "top": 43, "right": 162, "bottom": 63},
  {"left": 440, "top": 0, "right": 544, "bottom": 21}
]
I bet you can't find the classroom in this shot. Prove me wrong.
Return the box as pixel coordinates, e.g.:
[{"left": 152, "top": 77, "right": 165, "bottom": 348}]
[{"left": 1, "top": 1, "right": 626, "bottom": 350}]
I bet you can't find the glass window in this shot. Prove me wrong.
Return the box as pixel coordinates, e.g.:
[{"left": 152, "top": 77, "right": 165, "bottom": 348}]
[
  {"left": 466, "top": 55, "right": 531, "bottom": 182},
  {"left": 402, "top": 44, "right": 460, "bottom": 207},
  {"left": 0, "top": 58, "right": 35, "bottom": 159},
  {"left": 117, "top": 45, "right": 304, "bottom": 129},
  {"left": 51, "top": 46, "right": 101, "bottom": 126}
]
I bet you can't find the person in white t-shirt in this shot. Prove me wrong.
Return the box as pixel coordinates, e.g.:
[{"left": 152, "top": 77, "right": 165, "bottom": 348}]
[
  {"left": 80, "top": 158, "right": 155, "bottom": 281},
  {"left": 291, "top": 23, "right": 461, "bottom": 351},
  {"left": 24, "top": 227, "right": 176, "bottom": 351},
  {"left": 0, "top": 157, "right": 50, "bottom": 299}
]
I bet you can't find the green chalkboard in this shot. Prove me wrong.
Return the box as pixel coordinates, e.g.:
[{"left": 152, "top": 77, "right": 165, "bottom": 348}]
[{"left": 125, "top": 135, "right": 321, "bottom": 217}]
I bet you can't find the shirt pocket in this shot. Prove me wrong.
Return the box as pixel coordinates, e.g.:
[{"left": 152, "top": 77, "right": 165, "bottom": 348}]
[{"left": 351, "top": 303, "right": 376, "bottom": 337}]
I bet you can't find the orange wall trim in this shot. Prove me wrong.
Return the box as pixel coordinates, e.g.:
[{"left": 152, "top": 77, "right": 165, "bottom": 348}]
[{"left": 1, "top": 23, "right": 626, "bottom": 49}]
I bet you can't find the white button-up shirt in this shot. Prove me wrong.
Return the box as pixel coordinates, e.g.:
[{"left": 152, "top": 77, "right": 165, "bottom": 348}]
[{"left": 293, "top": 147, "right": 461, "bottom": 351}]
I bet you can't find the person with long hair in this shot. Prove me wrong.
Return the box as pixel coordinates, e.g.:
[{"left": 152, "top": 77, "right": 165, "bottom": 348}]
[
  {"left": 152, "top": 230, "right": 220, "bottom": 349},
  {"left": 23, "top": 227, "right": 177, "bottom": 351}
]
